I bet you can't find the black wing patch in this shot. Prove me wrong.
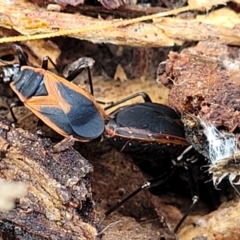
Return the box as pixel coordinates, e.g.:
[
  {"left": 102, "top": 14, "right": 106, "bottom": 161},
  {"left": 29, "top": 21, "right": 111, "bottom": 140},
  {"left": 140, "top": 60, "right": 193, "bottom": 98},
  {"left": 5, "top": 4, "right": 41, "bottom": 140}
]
[{"left": 56, "top": 82, "right": 104, "bottom": 139}]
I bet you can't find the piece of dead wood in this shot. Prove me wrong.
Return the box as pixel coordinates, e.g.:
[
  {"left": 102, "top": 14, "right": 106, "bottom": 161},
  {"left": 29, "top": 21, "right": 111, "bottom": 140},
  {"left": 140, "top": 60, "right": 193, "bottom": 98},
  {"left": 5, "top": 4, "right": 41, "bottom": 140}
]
[
  {"left": 158, "top": 41, "right": 240, "bottom": 239},
  {"left": 0, "top": 120, "right": 97, "bottom": 240},
  {"left": 158, "top": 41, "right": 240, "bottom": 140},
  {"left": 1, "top": 0, "right": 240, "bottom": 46},
  {"left": 65, "top": 5, "right": 168, "bottom": 18},
  {"left": 178, "top": 198, "right": 240, "bottom": 240}
]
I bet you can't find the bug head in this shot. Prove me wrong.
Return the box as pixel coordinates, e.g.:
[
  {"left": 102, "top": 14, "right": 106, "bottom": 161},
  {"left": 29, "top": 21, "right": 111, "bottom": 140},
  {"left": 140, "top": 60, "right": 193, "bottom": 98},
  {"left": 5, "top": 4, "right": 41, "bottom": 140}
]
[
  {"left": 0, "top": 44, "right": 28, "bottom": 84},
  {"left": 0, "top": 63, "right": 21, "bottom": 84}
]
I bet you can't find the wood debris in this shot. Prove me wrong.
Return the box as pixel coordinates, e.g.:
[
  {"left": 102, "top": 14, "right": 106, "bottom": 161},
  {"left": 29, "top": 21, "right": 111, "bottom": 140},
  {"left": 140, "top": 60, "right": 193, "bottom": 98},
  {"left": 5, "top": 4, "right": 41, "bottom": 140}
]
[
  {"left": 0, "top": 120, "right": 96, "bottom": 239},
  {"left": 0, "top": 0, "right": 240, "bottom": 46},
  {"left": 158, "top": 41, "right": 240, "bottom": 150},
  {"left": 158, "top": 41, "right": 240, "bottom": 239},
  {"left": 179, "top": 198, "right": 240, "bottom": 240}
]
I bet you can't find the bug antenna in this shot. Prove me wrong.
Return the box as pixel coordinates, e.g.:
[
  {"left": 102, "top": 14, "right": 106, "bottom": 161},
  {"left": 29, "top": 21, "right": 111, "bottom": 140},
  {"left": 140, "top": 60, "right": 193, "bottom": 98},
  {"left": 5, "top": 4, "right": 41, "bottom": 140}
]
[{"left": 0, "top": 44, "right": 28, "bottom": 66}]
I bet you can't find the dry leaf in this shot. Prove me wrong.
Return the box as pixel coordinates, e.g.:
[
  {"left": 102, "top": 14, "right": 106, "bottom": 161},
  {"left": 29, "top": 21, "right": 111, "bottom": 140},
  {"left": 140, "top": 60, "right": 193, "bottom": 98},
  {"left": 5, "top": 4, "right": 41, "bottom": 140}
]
[{"left": 0, "top": 0, "right": 240, "bottom": 46}]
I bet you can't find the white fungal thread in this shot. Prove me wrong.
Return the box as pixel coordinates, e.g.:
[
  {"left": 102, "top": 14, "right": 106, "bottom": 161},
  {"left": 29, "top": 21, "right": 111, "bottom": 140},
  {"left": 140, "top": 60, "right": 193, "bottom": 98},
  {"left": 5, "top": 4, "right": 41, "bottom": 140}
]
[
  {"left": 201, "top": 120, "right": 238, "bottom": 163},
  {"left": 199, "top": 118, "right": 240, "bottom": 187}
]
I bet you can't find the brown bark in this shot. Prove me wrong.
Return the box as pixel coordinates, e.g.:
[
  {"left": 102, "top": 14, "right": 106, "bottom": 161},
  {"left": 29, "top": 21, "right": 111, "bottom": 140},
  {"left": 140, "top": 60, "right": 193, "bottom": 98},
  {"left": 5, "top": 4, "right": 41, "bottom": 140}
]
[{"left": 0, "top": 120, "right": 97, "bottom": 240}]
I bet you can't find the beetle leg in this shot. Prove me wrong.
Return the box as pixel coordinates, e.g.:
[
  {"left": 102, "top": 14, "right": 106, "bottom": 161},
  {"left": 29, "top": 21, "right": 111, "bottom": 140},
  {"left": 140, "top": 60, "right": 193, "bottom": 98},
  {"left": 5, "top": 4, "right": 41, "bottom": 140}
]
[
  {"left": 104, "top": 92, "right": 152, "bottom": 110},
  {"left": 96, "top": 100, "right": 114, "bottom": 105},
  {"left": 9, "top": 100, "right": 23, "bottom": 122},
  {"left": 98, "top": 169, "right": 173, "bottom": 226}
]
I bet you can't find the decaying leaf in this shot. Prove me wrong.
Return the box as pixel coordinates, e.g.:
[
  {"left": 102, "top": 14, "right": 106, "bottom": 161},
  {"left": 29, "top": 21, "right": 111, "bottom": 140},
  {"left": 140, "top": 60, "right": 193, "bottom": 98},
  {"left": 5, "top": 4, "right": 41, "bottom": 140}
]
[{"left": 0, "top": 0, "right": 240, "bottom": 46}]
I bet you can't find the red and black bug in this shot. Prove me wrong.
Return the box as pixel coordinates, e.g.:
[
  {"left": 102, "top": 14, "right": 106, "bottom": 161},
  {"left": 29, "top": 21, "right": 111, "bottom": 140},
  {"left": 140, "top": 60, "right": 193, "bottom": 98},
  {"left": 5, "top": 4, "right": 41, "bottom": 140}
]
[
  {"left": 0, "top": 44, "right": 201, "bottom": 237},
  {"left": 99, "top": 99, "right": 200, "bottom": 234},
  {"left": 105, "top": 102, "right": 189, "bottom": 173},
  {"left": 0, "top": 44, "right": 106, "bottom": 142}
]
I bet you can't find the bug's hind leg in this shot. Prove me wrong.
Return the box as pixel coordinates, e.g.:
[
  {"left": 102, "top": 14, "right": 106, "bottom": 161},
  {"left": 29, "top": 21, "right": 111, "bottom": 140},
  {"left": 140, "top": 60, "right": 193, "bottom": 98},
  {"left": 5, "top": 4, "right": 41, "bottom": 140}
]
[
  {"left": 97, "top": 169, "right": 173, "bottom": 226},
  {"left": 9, "top": 96, "right": 44, "bottom": 127}
]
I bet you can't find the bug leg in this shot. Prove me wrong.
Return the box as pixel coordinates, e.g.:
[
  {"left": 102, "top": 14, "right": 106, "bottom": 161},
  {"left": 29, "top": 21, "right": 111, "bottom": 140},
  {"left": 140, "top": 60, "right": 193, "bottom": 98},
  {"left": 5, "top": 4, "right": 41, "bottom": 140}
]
[
  {"left": 15, "top": 45, "right": 28, "bottom": 66},
  {"left": 36, "top": 119, "right": 45, "bottom": 128},
  {"left": 41, "top": 56, "right": 95, "bottom": 95},
  {"left": 43, "top": 56, "right": 95, "bottom": 95},
  {"left": 173, "top": 163, "right": 199, "bottom": 233},
  {"left": 9, "top": 100, "right": 23, "bottom": 122},
  {"left": 0, "top": 44, "right": 27, "bottom": 66},
  {"left": 42, "top": 56, "right": 60, "bottom": 73},
  {"left": 64, "top": 57, "right": 95, "bottom": 95},
  {"left": 104, "top": 92, "right": 152, "bottom": 110},
  {"left": 98, "top": 169, "right": 173, "bottom": 226}
]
